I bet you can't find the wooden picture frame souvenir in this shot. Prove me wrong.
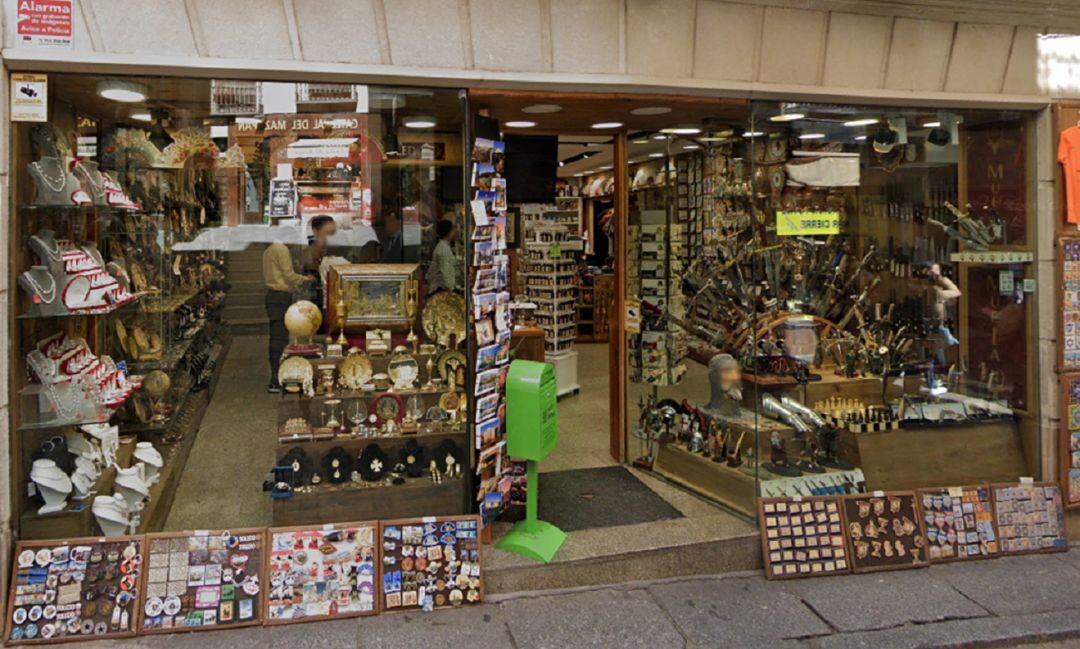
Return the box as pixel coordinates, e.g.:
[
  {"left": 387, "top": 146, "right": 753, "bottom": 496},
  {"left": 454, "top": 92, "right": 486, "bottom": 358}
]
[
  {"left": 263, "top": 521, "right": 380, "bottom": 625},
  {"left": 1058, "top": 237, "right": 1080, "bottom": 373},
  {"left": 757, "top": 496, "right": 850, "bottom": 580},
  {"left": 379, "top": 515, "right": 483, "bottom": 612},
  {"left": 6, "top": 535, "right": 145, "bottom": 645},
  {"left": 914, "top": 485, "right": 1001, "bottom": 563},
  {"left": 839, "top": 492, "right": 929, "bottom": 574},
  {"left": 989, "top": 482, "right": 1068, "bottom": 555},
  {"left": 137, "top": 528, "right": 266, "bottom": 635},
  {"left": 1061, "top": 373, "right": 1080, "bottom": 509}
]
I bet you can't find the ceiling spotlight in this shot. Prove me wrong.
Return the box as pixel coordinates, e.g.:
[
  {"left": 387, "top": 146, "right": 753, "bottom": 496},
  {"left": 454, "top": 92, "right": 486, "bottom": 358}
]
[
  {"left": 558, "top": 161, "right": 565, "bottom": 167},
  {"left": 404, "top": 117, "right": 436, "bottom": 128},
  {"left": 648, "top": 152, "right": 665, "bottom": 158},
  {"left": 130, "top": 112, "right": 153, "bottom": 123},
  {"left": 591, "top": 122, "right": 623, "bottom": 129},
  {"left": 97, "top": 79, "right": 148, "bottom": 103},
  {"left": 505, "top": 120, "right": 536, "bottom": 128},
  {"left": 631, "top": 106, "right": 672, "bottom": 116},
  {"left": 798, "top": 133, "right": 825, "bottom": 140},
  {"left": 844, "top": 118, "right": 879, "bottom": 127},
  {"left": 923, "top": 121, "right": 941, "bottom": 128},
  {"left": 683, "top": 144, "right": 700, "bottom": 150},
  {"left": 660, "top": 125, "right": 701, "bottom": 135},
  {"left": 854, "top": 135, "right": 868, "bottom": 141},
  {"left": 522, "top": 104, "right": 562, "bottom": 114},
  {"left": 631, "top": 137, "right": 650, "bottom": 145},
  {"left": 769, "top": 112, "right": 805, "bottom": 122},
  {"left": 742, "top": 131, "right": 764, "bottom": 138}
]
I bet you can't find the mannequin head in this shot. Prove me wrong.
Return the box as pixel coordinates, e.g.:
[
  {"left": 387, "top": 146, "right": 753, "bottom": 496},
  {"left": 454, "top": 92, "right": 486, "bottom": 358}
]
[{"left": 705, "top": 353, "right": 743, "bottom": 416}]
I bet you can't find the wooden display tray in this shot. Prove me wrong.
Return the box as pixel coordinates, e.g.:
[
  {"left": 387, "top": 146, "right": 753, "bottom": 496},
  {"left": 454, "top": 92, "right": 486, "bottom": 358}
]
[
  {"left": 988, "top": 482, "right": 1069, "bottom": 556},
  {"left": 378, "top": 515, "right": 483, "bottom": 612},
  {"left": 5, "top": 535, "right": 145, "bottom": 645},
  {"left": 914, "top": 485, "right": 1002, "bottom": 564},
  {"left": 272, "top": 477, "right": 469, "bottom": 527},
  {"left": 263, "top": 521, "right": 381, "bottom": 625},
  {"left": 757, "top": 496, "right": 851, "bottom": 581},
  {"left": 137, "top": 528, "right": 267, "bottom": 635},
  {"left": 1059, "top": 373, "right": 1080, "bottom": 509},
  {"left": 839, "top": 491, "right": 930, "bottom": 574}
]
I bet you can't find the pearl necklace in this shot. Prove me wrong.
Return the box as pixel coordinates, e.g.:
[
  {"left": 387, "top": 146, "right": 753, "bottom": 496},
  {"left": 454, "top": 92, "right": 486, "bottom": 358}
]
[
  {"left": 30, "top": 235, "right": 61, "bottom": 263},
  {"left": 74, "top": 163, "right": 104, "bottom": 195},
  {"left": 22, "top": 268, "right": 57, "bottom": 304},
  {"left": 31, "top": 160, "right": 67, "bottom": 193}
]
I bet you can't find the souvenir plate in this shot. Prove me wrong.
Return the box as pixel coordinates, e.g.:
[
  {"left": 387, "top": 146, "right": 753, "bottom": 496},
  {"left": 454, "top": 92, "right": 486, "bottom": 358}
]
[
  {"left": 371, "top": 393, "right": 404, "bottom": 425},
  {"left": 422, "top": 292, "right": 466, "bottom": 348},
  {"left": 387, "top": 347, "right": 419, "bottom": 389},
  {"left": 278, "top": 356, "right": 314, "bottom": 393},
  {"left": 338, "top": 351, "right": 373, "bottom": 390},
  {"left": 439, "top": 391, "right": 461, "bottom": 413}
]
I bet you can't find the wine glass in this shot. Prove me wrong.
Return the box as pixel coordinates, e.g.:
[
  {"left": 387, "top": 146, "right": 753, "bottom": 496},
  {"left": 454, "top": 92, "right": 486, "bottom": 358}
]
[{"left": 349, "top": 399, "right": 368, "bottom": 436}]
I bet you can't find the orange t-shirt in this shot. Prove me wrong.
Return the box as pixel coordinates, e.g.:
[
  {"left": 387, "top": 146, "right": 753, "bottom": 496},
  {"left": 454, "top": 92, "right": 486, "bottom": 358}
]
[{"left": 1058, "top": 126, "right": 1080, "bottom": 223}]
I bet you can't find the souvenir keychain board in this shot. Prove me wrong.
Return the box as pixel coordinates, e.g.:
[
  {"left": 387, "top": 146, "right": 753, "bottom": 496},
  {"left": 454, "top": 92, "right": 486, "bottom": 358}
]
[
  {"left": 137, "top": 529, "right": 266, "bottom": 634},
  {"left": 379, "top": 515, "right": 483, "bottom": 611},
  {"left": 264, "top": 522, "right": 380, "bottom": 625},
  {"left": 1058, "top": 237, "right": 1080, "bottom": 372},
  {"left": 989, "top": 482, "right": 1068, "bottom": 554},
  {"left": 915, "top": 486, "right": 1000, "bottom": 563},
  {"left": 757, "top": 496, "right": 850, "bottom": 580},
  {"left": 839, "top": 492, "right": 929, "bottom": 573},
  {"left": 1061, "top": 373, "right": 1080, "bottom": 508},
  {"left": 5, "top": 535, "right": 145, "bottom": 645}
]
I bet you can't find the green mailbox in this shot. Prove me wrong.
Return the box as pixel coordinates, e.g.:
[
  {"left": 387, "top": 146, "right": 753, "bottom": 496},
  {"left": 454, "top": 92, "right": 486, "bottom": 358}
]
[
  {"left": 506, "top": 359, "right": 558, "bottom": 461},
  {"left": 497, "top": 360, "right": 566, "bottom": 563}
]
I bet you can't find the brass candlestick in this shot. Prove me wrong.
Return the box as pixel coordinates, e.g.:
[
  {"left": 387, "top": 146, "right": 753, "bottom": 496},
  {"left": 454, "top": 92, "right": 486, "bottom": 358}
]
[{"left": 336, "top": 279, "right": 348, "bottom": 346}]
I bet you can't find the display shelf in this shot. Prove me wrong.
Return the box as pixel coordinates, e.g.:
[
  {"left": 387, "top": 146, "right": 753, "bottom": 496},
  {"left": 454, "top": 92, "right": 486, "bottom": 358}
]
[
  {"left": 272, "top": 475, "right": 468, "bottom": 526},
  {"left": 15, "top": 295, "right": 142, "bottom": 320}
]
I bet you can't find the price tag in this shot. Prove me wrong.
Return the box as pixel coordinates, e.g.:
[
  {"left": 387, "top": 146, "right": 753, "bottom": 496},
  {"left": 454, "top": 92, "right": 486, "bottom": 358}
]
[
  {"left": 322, "top": 523, "right": 334, "bottom": 531},
  {"left": 947, "top": 487, "right": 963, "bottom": 497},
  {"left": 792, "top": 495, "right": 803, "bottom": 502},
  {"left": 194, "top": 530, "right": 209, "bottom": 537},
  {"left": 422, "top": 516, "right": 436, "bottom": 524},
  {"left": 872, "top": 490, "right": 885, "bottom": 498},
  {"left": 1019, "top": 476, "right": 1034, "bottom": 485}
]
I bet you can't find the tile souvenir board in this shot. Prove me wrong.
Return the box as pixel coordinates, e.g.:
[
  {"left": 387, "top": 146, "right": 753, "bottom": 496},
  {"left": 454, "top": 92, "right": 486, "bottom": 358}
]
[
  {"left": 1059, "top": 237, "right": 1080, "bottom": 372},
  {"left": 840, "top": 492, "right": 929, "bottom": 573},
  {"left": 1062, "top": 373, "right": 1080, "bottom": 507},
  {"left": 380, "top": 516, "right": 483, "bottom": 611},
  {"left": 138, "top": 529, "right": 265, "bottom": 634},
  {"left": 758, "top": 496, "right": 850, "bottom": 580},
  {"left": 991, "top": 483, "right": 1068, "bottom": 554},
  {"left": 917, "top": 486, "right": 1000, "bottom": 562},
  {"left": 265, "top": 523, "right": 379, "bottom": 623},
  {"left": 5, "top": 536, "right": 144, "bottom": 644}
]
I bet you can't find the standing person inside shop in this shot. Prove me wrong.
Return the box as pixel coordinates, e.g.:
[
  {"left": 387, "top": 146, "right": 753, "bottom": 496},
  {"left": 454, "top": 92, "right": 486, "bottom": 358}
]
[
  {"left": 263, "top": 238, "right": 314, "bottom": 393},
  {"left": 426, "top": 219, "right": 460, "bottom": 296},
  {"left": 381, "top": 210, "right": 419, "bottom": 263},
  {"left": 299, "top": 215, "right": 338, "bottom": 305}
]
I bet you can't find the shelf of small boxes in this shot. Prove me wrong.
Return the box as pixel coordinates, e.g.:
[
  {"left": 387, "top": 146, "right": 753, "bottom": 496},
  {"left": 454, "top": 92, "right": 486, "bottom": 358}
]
[{"left": 757, "top": 481, "right": 1068, "bottom": 581}]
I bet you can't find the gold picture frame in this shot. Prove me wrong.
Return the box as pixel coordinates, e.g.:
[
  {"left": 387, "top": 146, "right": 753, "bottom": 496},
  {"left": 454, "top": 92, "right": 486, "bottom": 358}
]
[{"left": 326, "top": 263, "right": 419, "bottom": 333}]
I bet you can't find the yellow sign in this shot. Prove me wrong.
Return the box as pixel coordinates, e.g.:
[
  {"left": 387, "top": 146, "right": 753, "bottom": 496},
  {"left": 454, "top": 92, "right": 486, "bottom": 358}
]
[
  {"left": 776, "top": 210, "right": 840, "bottom": 236},
  {"left": 10, "top": 73, "right": 47, "bottom": 122}
]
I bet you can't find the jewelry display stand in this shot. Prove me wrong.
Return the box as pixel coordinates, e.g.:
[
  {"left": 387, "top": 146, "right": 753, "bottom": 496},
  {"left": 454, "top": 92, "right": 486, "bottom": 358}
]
[
  {"left": 27, "top": 156, "right": 91, "bottom": 206},
  {"left": 29, "top": 459, "right": 72, "bottom": 515},
  {"left": 92, "top": 495, "right": 131, "bottom": 537}
]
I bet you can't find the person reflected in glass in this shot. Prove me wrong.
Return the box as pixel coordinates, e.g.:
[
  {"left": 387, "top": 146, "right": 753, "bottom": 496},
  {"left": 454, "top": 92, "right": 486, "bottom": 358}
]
[
  {"left": 263, "top": 238, "right": 314, "bottom": 393},
  {"left": 299, "top": 215, "right": 337, "bottom": 306},
  {"left": 426, "top": 219, "right": 460, "bottom": 297}
]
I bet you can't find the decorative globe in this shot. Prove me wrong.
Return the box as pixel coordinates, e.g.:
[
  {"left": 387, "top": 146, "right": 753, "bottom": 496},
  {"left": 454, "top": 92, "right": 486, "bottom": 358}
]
[
  {"left": 142, "top": 370, "right": 171, "bottom": 399},
  {"left": 285, "top": 300, "right": 323, "bottom": 338}
]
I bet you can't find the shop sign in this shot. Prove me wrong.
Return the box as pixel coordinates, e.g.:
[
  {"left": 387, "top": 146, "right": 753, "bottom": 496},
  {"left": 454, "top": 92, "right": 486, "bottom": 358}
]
[
  {"left": 776, "top": 210, "right": 840, "bottom": 236},
  {"left": 15, "top": 0, "right": 73, "bottom": 48},
  {"left": 10, "top": 73, "right": 47, "bottom": 122}
]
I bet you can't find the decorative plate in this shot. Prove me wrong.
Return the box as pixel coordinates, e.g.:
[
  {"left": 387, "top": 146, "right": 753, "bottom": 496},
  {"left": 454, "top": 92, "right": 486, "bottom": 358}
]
[
  {"left": 278, "top": 356, "right": 314, "bottom": 393},
  {"left": 436, "top": 350, "right": 467, "bottom": 386},
  {"left": 387, "top": 346, "right": 419, "bottom": 389},
  {"left": 338, "top": 351, "right": 373, "bottom": 390},
  {"left": 422, "top": 292, "right": 466, "bottom": 348},
  {"left": 371, "top": 392, "right": 404, "bottom": 425},
  {"left": 439, "top": 391, "right": 460, "bottom": 412}
]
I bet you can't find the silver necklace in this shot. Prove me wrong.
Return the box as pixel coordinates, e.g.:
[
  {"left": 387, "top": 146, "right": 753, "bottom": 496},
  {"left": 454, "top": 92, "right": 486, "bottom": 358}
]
[
  {"left": 22, "top": 269, "right": 57, "bottom": 304},
  {"left": 32, "top": 160, "right": 67, "bottom": 193},
  {"left": 74, "top": 163, "right": 104, "bottom": 194}
]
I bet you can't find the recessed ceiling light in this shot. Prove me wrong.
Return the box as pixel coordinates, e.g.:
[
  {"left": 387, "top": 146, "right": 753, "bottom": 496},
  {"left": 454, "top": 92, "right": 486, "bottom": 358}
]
[
  {"left": 522, "top": 104, "right": 562, "bottom": 114},
  {"left": 631, "top": 106, "right": 672, "bottom": 116},
  {"left": 854, "top": 135, "right": 868, "bottom": 141},
  {"left": 404, "top": 117, "right": 436, "bottom": 128},
  {"left": 648, "top": 152, "right": 665, "bottom": 158},
  {"left": 770, "top": 112, "right": 805, "bottom": 122},
  {"left": 683, "top": 144, "right": 700, "bottom": 150},
  {"left": 505, "top": 120, "right": 536, "bottom": 128},
  {"left": 661, "top": 125, "right": 701, "bottom": 135},
  {"left": 591, "top": 122, "right": 623, "bottom": 129},
  {"left": 631, "top": 138, "right": 649, "bottom": 145},
  {"left": 923, "top": 121, "right": 941, "bottom": 128},
  {"left": 558, "top": 161, "right": 565, "bottom": 167},
  {"left": 743, "top": 131, "right": 764, "bottom": 138},
  {"left": 130, "top": 112, "right": 153, "bottom": 123},
  {"left": 97, "top": 80, "right": 148, "bottom": 103},
  {"left": 798, "top": 133, "right": 825, "bottom": 140},
  {"left": 844, "top": 118, "right": 879, "bottom": 127},
  {"left": 651, "top": 134, "right": 667, "bottom": 140},
  {"left": 600, "top": 165, "right": 613, "bottom": 170}
]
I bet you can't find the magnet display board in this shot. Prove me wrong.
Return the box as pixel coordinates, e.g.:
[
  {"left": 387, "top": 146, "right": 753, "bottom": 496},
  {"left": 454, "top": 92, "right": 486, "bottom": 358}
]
[
  {"left": 264, "top": 522, "right": 380, "bottom": 624},
  {"left": 1062, "top": 373, "right": 1080, "bottom": 508},
  {"left": 840, "top": 492, "right": 929, "bottom": 573},
  {"left": 1059, "top": 237, "right": 1080, "bottom": 372},
  {"left": 915, "top": 486, "right": 1000, "bottom": 562},
  {"left": 990, "top": 483, "right": 1067, "bottom": 554},
  {"left": 138, "top": 529, "right": 265, "bottom": 634},
  {"left": 758, "top": 496, "right": 850, "bottom": 580},
  {"left": 5, "top": 535, "right": 144, "bottom": 644},
  {"left": 379, "top": 516, "right": 482, "bottom": 611}
]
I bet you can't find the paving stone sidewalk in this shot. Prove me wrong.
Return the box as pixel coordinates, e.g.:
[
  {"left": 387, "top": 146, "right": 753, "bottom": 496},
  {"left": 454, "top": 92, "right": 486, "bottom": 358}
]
[{"left": 36, "top": 553, "right": 1080, "bottom": 649}]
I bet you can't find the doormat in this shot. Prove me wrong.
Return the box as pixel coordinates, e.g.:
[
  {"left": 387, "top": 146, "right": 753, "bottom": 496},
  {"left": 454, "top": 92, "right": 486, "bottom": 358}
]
[{"left": 538, "top": 466, "right": 684, "bottom": 533}]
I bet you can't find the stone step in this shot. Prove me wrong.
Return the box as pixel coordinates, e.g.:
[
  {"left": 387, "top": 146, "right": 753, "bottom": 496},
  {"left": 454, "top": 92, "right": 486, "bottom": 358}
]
[
  {"left": 227, "top": 320, "right": 267, "bottom": 336},
  {"left": 223, "top": 305, "right": 267, "bottom": 323},
  {"left": 225, "top": 292, "right": 264, "bottom": 308},
  {"left": 484, "top": 514, "right": 760, "bottom": 594}
]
